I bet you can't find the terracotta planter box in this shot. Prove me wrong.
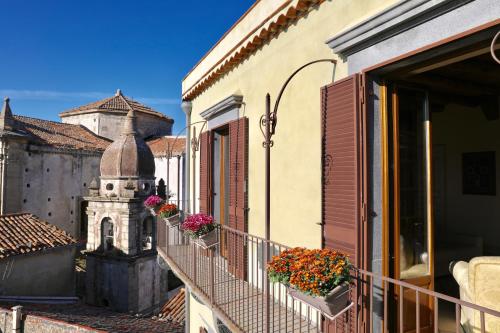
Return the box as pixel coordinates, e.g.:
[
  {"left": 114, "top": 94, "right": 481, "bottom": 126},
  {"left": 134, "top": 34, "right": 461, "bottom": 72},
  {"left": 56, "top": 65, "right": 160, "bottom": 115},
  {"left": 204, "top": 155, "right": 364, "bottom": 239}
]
[
  {"left": 194, "top": 229, "right": 218, "bottom": 248},
  {"left": 288, "top": 283, "right": 350, "bottom": 318},
  {"left": 163, "top": 213, "right": 180, "bottom": 227}
]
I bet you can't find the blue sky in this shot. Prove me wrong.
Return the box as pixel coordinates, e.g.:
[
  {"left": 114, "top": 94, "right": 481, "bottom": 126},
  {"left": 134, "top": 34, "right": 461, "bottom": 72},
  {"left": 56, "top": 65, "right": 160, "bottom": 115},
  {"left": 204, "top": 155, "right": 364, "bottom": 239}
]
[{"left": 0, "top": 0, "right": 255, "bottom": 133}]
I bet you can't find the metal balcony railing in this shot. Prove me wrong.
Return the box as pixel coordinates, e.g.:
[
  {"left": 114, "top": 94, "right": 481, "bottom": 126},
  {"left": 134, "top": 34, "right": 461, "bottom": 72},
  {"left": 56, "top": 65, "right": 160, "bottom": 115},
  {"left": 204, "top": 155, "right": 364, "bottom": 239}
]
[{"left": 157, "top": 216, "right": 500, "bottom": 333}]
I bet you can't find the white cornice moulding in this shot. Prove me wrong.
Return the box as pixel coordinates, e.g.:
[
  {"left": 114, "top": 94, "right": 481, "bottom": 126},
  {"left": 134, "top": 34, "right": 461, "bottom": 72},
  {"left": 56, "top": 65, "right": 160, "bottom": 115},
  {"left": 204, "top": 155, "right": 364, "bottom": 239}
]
[
  {"left": 326, "top": 0, "right": 474, "bottom": 57},
  {"left": 200, "top": 95, "right": 244, "bottom": 121}
]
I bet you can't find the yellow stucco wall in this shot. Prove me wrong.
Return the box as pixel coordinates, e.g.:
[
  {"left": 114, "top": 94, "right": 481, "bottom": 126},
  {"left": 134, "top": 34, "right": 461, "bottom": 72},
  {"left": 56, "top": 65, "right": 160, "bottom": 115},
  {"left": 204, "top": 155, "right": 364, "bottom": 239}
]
[
  {"left": 188, "top": 293, "right": 218, "bottom": 333},
  {"left": 183, "top": 1, "right": 398, "bottom": 331},
  {"left": 185, "top": 0, "right": 397, "bottom": 250}
]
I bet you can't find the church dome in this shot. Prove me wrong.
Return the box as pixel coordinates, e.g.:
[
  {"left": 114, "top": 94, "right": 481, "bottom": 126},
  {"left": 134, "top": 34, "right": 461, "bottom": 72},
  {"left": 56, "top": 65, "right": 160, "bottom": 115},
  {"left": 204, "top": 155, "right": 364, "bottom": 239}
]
[{"left": 100, "top": 109, "right": 155, "bottom": 178}]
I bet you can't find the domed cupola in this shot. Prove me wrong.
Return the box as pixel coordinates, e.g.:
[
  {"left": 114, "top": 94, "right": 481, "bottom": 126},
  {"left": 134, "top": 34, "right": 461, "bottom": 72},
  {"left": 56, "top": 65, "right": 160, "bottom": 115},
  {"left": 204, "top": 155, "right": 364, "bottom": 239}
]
[
  {"left": 98, "top": 108, "right": 156, "bottom": 197},
  {"left": 100, "top": 109, "right": 155, "bottom": 178}
]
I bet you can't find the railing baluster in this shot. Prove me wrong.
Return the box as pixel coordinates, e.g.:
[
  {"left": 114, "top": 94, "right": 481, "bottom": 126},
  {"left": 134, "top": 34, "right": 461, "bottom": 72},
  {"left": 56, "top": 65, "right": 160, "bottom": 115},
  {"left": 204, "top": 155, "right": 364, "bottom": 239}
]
[
  {"left": 399, "top": 284, "right": 404, "bottom": 333},
  {"left": 370, "top": 275, "right": 373, "bottom": 333},
  {"left": 384, "top": 280, "right": 388, "bottom": 333},
  {"left": 416, "top": 290, "right": 420, "bottom": 333},
  {"left": 434, "top": 296, "right": 438, "bottom": 333},
  {"left": 455, "top": 303, "right": 461, "bottom": 333},
  {"left": 209, "top": 248, "right": 214, "bottom": 302},
  {"left": 480, "top": 311, "right": 485, "bottom": 333},
  {"left": 307, "top": 305, "right": 311, "bottom": 333}
]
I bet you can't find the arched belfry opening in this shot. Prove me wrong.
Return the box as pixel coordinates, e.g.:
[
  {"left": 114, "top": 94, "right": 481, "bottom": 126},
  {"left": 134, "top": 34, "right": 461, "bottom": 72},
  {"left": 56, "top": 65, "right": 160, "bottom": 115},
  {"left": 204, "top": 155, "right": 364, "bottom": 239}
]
[
  {"left": 84, "top": 108, "right": 160, "bottom": 314},
  {"left": 101, "top": 218, "right": 114, "bottom": 251}
]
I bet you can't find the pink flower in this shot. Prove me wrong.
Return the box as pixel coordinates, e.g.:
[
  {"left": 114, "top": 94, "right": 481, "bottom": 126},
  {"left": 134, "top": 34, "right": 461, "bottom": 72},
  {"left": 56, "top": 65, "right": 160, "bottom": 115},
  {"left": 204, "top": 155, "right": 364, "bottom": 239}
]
[
  {"left": 144, "top": 195, "right": 164, "bottom": 208},
  {"left": 181, "top": 213, "right": 215, "bottom": 238}
]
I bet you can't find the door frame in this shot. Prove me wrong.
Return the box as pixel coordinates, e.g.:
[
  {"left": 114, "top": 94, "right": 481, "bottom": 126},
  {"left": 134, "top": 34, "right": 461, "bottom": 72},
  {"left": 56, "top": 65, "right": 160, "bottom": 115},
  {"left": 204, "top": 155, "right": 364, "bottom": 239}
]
[
  {"left": 211, "top": 126, "right": 230, "bottom": 258},
  {"left": 381, "top": 83, "right": 435, "bottom": 332}
]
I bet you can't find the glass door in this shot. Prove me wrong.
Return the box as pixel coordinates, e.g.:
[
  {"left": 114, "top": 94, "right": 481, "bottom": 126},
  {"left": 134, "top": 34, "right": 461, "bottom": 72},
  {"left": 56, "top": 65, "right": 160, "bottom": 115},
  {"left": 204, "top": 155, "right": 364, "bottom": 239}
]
[
  {"left": 390, "top": 86, "right": 434, "bottom": 333},
  {"left": 212, "top": 130, "right": 230, "bottom": 258}
]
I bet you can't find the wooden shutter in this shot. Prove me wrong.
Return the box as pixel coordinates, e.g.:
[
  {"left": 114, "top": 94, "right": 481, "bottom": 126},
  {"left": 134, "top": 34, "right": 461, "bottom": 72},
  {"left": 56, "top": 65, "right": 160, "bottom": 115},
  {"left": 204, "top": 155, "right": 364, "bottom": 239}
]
[
  {"left": 199, "top": 131, "right": 212, "bottom": 214},
  {"left": 322, "top": 74, "right": 366, "bottom": 332},
  {"left": 227, "top": 117, "right": 249, "bottom": 279}
]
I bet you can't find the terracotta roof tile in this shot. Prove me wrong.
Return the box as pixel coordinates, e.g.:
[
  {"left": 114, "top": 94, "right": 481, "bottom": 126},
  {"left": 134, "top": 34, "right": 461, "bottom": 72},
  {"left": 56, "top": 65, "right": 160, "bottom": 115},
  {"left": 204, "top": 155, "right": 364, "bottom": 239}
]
[
  {"left": 0, "top": 302, "right": 184, "bottom": 333},
  {"left": 182, "top": 0, "right": 326, "bottom": 100},
  {"left": 0, "top": 213, "right": 77, "bottom": 259},
  {"left": 14, "top": 115, "right": 111, "bottom": 152},
  {"left": 159, "top": 288, "right": 185, "bottom": 323},
  {"left": 147, "top": 136, "right": 185, "bottom": 157},
  {"left": 59, "top": 92, "right": 173, "bottom": 122}
]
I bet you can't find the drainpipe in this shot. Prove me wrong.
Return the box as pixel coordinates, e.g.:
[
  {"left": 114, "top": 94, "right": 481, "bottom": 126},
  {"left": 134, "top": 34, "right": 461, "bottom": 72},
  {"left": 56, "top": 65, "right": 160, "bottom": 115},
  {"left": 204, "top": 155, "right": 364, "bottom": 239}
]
[
  {"left": 181, "top": 101, "right": 193, "bottom": 213},
  {"left": 177, "top": 155, "right": 181, "bottom": 208}
]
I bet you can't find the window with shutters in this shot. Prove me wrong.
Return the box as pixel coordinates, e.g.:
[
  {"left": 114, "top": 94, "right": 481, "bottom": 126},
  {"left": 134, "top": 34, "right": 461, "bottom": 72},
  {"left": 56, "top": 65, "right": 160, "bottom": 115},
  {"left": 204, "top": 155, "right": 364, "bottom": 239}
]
[
  {"left": 199, "top": 117, "right": 249, "bottom": 280},
  {"left": 321, "top": 74, "right": 366, "bottom": 333}
]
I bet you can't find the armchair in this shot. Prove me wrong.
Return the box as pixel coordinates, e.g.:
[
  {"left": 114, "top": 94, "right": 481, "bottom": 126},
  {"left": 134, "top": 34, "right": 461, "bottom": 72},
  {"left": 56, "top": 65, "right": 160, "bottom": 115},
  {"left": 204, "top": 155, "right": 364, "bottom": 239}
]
[{"left": 452, "top": 257, "right": 500, "bottom": 333}]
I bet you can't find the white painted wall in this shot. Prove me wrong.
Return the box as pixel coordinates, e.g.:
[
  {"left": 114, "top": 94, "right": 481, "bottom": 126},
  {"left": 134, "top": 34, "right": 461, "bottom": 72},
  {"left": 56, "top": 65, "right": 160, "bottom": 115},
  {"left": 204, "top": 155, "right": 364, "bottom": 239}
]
[
  {"left": 154, "top": 154, "right": 185, "bottom": 209},
  {"left": 433, "top": 104, "right": 500, "bottom": 255},
  {"left": 61, "top": 112, "right": 173, "bottom": 141}
]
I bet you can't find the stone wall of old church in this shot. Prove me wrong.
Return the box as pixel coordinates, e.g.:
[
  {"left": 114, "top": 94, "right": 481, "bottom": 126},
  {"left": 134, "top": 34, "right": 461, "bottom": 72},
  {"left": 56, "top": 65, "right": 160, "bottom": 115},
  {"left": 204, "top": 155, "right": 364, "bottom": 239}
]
[
  {"left": 62, "top": 112, "right": 173, "bottom": 141},
  {"left": 4, "top": 142, "right": 102, "bottom": 237}
]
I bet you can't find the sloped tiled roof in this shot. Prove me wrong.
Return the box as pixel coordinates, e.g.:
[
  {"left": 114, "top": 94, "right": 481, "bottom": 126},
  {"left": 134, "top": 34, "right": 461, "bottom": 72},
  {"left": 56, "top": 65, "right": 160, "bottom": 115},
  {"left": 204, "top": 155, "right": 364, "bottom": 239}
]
[
  {"left": 0, "top": 301, "right": 184, "bottom": 333},
  {"left": 147, "top": 136, "right": 186, "bottom": 157},
  {"left": 59, "top": 91, "right": 173, "bottom": 122},
  {"left": 14, "top": 115, "right": 111, "bottom": 152},
  {"left": 159, "top": 288, "right": 185, "bottom": 324},
  {"left": 0, "top": 213, "right": 77, "bottom": 259}
]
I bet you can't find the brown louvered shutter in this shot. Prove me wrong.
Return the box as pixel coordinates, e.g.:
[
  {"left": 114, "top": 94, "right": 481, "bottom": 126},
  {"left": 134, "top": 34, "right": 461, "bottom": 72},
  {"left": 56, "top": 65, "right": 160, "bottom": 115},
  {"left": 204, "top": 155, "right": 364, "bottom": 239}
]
[
  {"left": 227, "top": 117, "right": 248, "bottom": 279},
  {"left": 322, "top": 74, "right": 366, "bottom": 332},
  {"left": 199, "top": 131, "right": 212, "bottom": 214}
]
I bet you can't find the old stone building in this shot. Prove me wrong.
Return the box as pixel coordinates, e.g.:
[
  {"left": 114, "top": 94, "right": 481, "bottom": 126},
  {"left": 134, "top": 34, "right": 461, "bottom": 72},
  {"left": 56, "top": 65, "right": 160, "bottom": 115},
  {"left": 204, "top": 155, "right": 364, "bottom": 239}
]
[
  {"left": 84, "top": 108, "right": 160, "bottom": 314},
  {"left": 0, "top": 96, "right": 183, "bottom": 239},
  {"left": 59, "top": 89, "right": 174, "bottom": 141},
  {"left": 0, "top": 213, "right": 77, "bottom": 297},
  {"left": 0, "top": 98, "right": 110, "bottom": 236}
]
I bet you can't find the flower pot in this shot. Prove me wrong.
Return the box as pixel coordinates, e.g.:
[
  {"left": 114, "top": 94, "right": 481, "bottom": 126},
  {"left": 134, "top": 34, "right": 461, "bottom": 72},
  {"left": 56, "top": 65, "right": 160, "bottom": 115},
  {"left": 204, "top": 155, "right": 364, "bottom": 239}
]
[
  {"left": 147, "top": 207, "right": 159, "bottom": 216},
  {"left": 194, "top": 229, "right": 218, "bottom": 248},
  {"left": 288, "top": 282, "right": 350, "bottom": 318},
  {"left": 163, "top": 214, "right": 180, "bottom": 227}
]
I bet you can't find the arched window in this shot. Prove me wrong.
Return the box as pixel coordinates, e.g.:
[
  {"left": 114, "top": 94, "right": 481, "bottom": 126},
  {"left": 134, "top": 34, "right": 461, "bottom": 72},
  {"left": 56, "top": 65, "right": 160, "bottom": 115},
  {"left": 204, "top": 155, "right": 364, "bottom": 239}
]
[
  {"left": 101, "top": 218, "right": 114, "bottom": 251},
  {"left": 141, "top": 216, "right": 154, "bottom": 250}
]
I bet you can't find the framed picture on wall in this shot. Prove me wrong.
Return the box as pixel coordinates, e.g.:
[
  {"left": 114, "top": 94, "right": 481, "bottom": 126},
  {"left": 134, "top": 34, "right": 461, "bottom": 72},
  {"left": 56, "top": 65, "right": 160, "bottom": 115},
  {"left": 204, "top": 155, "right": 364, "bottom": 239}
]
[{"left": 462, "top": 151, "right": 496, "bottom": 195}]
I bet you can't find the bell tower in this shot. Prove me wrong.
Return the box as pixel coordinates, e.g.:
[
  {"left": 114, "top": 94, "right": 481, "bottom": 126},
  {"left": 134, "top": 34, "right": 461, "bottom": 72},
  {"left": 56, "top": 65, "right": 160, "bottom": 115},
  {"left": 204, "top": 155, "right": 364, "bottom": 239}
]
[{"left": 84, "top": 108, "right": 160, "bottom": 314}]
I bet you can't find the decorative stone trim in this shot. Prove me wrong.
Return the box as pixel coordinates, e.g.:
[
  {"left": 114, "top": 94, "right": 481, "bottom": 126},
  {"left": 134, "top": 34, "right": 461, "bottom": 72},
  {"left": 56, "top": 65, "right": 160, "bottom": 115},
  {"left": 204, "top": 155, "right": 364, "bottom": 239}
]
[
  {"left": 200, "top": 95, "right": 244, "bottom": 120},
  {"left": 326, "top": 0, "right": 473, "bottom": 57},
  {"left": 182, "top": 0, "right": 326, "bottom": 101}
]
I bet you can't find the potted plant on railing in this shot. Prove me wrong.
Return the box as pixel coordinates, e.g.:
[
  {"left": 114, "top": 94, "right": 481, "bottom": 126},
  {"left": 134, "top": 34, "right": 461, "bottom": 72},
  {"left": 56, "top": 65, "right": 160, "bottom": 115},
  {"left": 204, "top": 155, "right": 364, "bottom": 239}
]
[
  {"left": 268, "top": 247, "right": 352, "bottom": 318},
  {"left": 159, "top": 203, "right": 180, "bottom": 227},
  {"left": 181, "top": 213, "right": 218, "bottom": 248},
  {"left": 144, "top": 195, "right": 164, "bottom": 214}
]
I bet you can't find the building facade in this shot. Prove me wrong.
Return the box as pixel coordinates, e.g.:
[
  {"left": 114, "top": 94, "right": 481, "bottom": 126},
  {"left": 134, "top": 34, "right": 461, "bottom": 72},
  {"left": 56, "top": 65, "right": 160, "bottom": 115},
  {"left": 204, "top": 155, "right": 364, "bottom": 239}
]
[
  {"left": 0, "top": 98, "right": 110, "bottom": 237},
  {"left": 59, "top": 89, "right": 173, "bottom": 141},
  {"left": 173, "top": 0, "right": 500, "bottom": 332},
  {"left": 84, "top": 108, "right": 161, "bottom": 314},
  {"left": 0, "top": 213, "right": 77, "bottom": 297},
  {"left": 0, "top": 97, "right": 182, "bottom": 239},
  {"left": 148, "top": 136, "right": 186, "bottom": 210}
]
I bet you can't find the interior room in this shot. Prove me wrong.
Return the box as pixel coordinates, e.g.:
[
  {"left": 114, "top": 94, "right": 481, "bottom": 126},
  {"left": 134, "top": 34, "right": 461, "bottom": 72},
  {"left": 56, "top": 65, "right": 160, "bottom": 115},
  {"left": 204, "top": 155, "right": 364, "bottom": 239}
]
[
  {"left": 377, "top": 31, "right": 500, "bottom": 332},
  {"left": 402, "top": 52, "right": 499, "bottom": 290},
  {"left": 390, "top": 47, "right": 500, "bottom": 332}
]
